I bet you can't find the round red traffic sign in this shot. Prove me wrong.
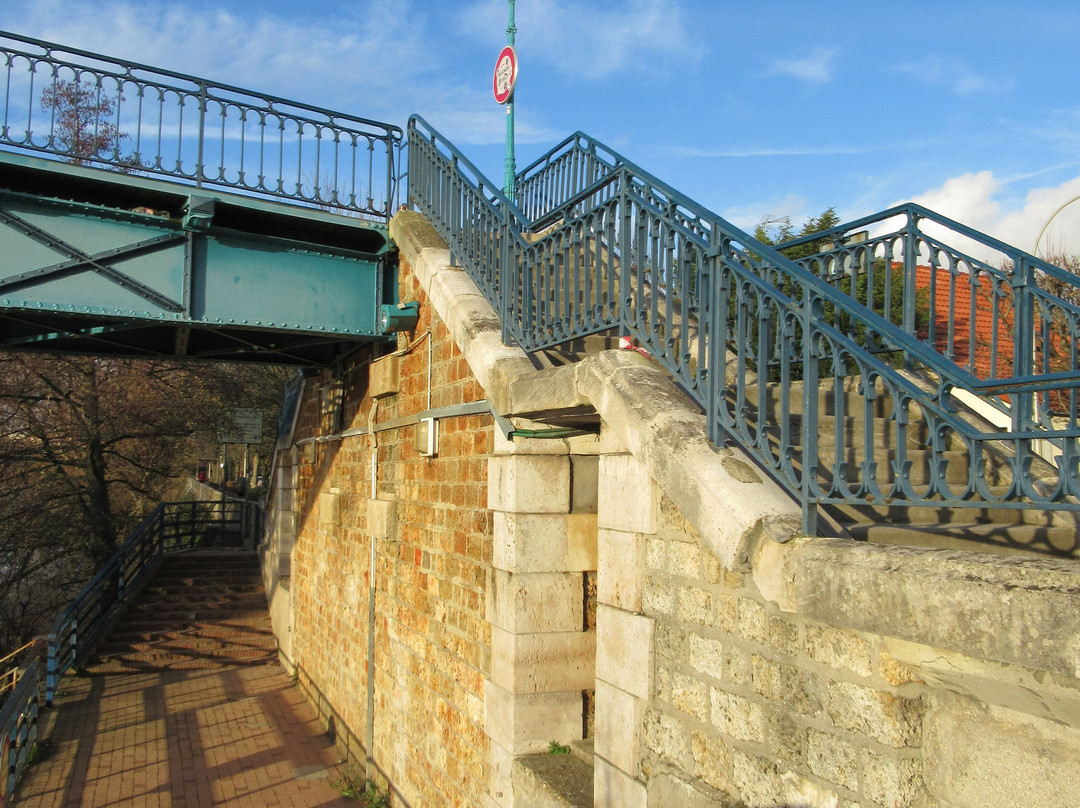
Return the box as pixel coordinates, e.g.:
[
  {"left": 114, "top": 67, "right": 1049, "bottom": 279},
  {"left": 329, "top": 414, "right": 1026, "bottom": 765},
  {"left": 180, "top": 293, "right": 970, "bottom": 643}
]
[{"left": 493, "top": 45, "right": 518, "bottom": 104}]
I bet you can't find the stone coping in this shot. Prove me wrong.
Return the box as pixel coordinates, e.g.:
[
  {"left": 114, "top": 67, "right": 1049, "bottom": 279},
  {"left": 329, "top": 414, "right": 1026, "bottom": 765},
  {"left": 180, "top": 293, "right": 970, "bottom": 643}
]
[{"left": 389, "top": 210, "right": 1080, "bottom": 680}]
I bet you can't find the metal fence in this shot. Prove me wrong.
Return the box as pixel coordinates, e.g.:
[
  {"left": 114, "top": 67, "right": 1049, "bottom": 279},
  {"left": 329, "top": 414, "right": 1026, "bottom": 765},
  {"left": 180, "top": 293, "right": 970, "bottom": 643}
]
[
  {"left": 775, "top": 203, "right": 1080, "bottom": 431},
  {"left": 0, "top": 660, "right": 39, "bottom": 802},
  {"left": 407, "top": 115, "right": 1080, "bottom": 534},
  {"left": 0, "top": 31, "right": 403, "bottom": 219}
]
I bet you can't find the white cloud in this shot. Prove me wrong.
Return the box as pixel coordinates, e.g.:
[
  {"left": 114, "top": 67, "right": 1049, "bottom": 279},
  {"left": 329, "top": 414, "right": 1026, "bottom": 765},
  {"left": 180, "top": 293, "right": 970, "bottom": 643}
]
[
  {"left": 906, "top": 170, "right": 1080, "bottom": 263},
  {"left": 458, "top": 0, "right": 706, "bottom": 80},
  {"left": 894, "top": 56, "right": 1010, "bottom": 96},
  {"left": 3, "top": 0, "right": 433, "bottom": 118},
  {"left": 766, "top": 47, "right": 838, "bottom": 85}
]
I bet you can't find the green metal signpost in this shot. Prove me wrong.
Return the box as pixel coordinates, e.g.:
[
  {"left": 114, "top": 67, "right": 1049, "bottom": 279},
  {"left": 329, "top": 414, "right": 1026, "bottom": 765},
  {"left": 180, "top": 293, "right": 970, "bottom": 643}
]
[{"left": 494, "top": 1, "right": 518, "bottom": 202}]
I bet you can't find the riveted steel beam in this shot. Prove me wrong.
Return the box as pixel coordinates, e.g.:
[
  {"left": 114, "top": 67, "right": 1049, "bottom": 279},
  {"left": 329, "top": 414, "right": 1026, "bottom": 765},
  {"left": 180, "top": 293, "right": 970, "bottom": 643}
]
[{"left": 0, "top": 151, "right": 397, "bottom": 366}]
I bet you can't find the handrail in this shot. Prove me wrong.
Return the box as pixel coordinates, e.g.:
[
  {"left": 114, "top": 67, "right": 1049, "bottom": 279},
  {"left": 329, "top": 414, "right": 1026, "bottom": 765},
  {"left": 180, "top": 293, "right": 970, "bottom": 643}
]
[
  {"left": 0, "top": 660, "right": 39, "bottom": 802},
  {"left": 0, "top": 31, "right": 403, "bottom": 219},
  {"left": 44, "top": 498, "right": 257, "bottom": 706},
  {"left": 0, "top": 639, "right": 42, "bottom": 700},
  {"left": 406, "top": 115, "right": 1080, "bottom": 535}
]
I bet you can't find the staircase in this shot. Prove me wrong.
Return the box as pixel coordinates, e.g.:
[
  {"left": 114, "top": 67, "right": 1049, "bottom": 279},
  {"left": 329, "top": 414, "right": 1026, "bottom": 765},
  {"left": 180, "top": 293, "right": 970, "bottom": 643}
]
[
  {"left": 745, "top": 376, "right": 1080, "bottom": 558},
  {"left": 407, "top": 116, "right": 1080, "bottom": 558},
  {"left": 85, "top": 551, "right": 278, "bottom": 673}
]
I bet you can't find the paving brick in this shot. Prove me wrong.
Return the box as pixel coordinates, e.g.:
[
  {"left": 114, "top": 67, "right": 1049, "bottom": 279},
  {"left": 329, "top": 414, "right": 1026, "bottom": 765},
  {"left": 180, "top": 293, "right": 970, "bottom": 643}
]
[{"left": 16, "top": 666, "right": 351, "bottom": 807}]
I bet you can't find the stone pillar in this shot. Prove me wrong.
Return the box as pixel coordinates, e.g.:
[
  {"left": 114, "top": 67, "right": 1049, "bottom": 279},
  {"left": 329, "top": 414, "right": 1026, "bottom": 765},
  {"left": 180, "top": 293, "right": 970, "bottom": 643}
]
[
  {"left": 594, "top": 450, "right": 658, "bottom": 808},
  {"left": 485, "top": 437, "right": 598, "bottom": 808}
]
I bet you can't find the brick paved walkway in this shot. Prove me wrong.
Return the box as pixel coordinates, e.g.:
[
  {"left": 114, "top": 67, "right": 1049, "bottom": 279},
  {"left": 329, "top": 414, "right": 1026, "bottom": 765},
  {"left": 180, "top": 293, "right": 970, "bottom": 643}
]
[{"left": 13, "top": 664, "right": 355, "bottom": 807}]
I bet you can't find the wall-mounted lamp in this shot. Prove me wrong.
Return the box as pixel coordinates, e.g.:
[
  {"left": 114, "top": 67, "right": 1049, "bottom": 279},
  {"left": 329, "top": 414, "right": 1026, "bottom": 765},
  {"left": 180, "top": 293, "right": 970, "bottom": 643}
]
[
  {"left": 414, "top": 416, "right": 438, "bottom": 457},
  {"left": 379, "top": 301, "right": 420, "bottom": 334}
]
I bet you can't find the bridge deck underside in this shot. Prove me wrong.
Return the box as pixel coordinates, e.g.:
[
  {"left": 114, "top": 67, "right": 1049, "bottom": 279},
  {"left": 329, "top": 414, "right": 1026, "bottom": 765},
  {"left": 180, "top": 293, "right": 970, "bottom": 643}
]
[{"left": 0, "top": 152, "right": 396, "bottom": 366}]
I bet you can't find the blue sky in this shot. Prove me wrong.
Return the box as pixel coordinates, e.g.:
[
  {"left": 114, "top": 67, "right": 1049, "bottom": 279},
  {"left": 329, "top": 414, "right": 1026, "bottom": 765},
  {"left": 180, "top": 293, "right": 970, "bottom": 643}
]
[{"left": 5, "top": 0, "right": 1080, "bottom": 255}]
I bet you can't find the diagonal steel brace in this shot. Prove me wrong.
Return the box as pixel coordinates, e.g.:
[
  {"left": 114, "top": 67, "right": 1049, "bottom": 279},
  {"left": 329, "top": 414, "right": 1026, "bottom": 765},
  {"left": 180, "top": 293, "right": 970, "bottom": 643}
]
[{"left": 0, "top": 207, "right": 185, "bottom": 312}]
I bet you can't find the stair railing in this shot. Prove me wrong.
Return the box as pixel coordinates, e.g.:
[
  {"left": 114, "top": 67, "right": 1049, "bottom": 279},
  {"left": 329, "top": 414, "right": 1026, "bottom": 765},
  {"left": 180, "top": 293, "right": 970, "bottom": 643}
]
[
  {"left": 774, "top": 203, "right": 1080, "bottom": 436},
  {"left": 406, "top": 115, "right": 1080, "bottom": 536},
  {"left": 0, "top": 31, "right": 403, "bottom": 219}
]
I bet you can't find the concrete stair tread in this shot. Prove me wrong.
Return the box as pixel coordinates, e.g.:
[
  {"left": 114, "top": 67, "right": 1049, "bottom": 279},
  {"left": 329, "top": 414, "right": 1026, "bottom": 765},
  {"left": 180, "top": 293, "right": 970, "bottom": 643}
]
[
  {"left": 105, "top": 634, "right": 273, "bottom": 648},
  {"left": 128, "top": 598, "right": 268, "bottom": 611},
  {"left": 138, "top": 584, "right": 264, "bottom": 595},
  {"left": 85, "top": 654, "right": 278, "bottom": 674},
  {"left": 113, "top": 617, "right": 272, "bottom": 633}
]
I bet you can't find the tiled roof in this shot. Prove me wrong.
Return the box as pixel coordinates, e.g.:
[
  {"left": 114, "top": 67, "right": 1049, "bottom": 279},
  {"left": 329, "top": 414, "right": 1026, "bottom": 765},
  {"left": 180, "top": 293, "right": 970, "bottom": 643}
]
[{"left": 911, "top": 263, "right": 1014, "bottom": 382}]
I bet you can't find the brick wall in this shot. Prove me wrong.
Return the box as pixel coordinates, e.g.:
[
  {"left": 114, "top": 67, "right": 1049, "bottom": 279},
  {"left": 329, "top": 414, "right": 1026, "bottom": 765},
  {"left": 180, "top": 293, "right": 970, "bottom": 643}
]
[{"left": 287, "top": 256, "right": 495, "bottom": 808}]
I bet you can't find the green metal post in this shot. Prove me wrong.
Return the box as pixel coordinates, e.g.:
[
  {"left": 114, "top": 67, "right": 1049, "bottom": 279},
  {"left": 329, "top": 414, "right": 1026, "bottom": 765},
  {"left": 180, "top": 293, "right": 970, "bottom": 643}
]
[{"left": 504, "top": 0, "right": 517, "bottom": 202}]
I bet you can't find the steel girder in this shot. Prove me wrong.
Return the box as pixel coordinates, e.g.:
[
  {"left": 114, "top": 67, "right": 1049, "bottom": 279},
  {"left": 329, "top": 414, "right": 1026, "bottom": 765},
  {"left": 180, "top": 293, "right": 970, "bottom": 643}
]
[{"left": 0, "top": 151, "right": 396, "bottom": 366}]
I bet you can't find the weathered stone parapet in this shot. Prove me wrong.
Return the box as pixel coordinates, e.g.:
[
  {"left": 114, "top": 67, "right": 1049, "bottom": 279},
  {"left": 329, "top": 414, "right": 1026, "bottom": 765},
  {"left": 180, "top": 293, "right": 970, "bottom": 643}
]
[
  {"left": 771, "top": 537, "right": 1080, "bottom": 681},
  {"left": 923, "top": 693, "right": 1080, "bottom": 808},
  {"left": 509, "top": 350, "right": 803, "bottom": 571}
]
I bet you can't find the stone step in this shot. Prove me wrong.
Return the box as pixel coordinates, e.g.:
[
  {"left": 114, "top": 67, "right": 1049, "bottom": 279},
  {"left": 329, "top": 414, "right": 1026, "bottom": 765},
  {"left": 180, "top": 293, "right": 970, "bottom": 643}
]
[
  {"left": 123, "top": 609, "right": 270, "bottom": 626},
  {"left": 86, "top": 549, "right": 276, "bottom": 673},
  {"left": 138, "top": 580, "right": 264, "bottom": 596},
  {"left": 154, "top": 555, "right": 261, "bottom": 568},
  {"left": 100, "top": 634, "right": 275, "bottom": 654},
  {"left": 127, "top": 587, "right": 267, "bottom": 604},
  {"left": 97, "top": 635, "right": 273, "bottom": 654},
  {"left": 115, "top": 615, "right": 272, "bottom": 633},
  {"left": 851, "top": 521, "right": 1080, "bottom": 557},
  {"left": 742, "top": 381, "right": 898, "bottom": 420},
  {"left": 512, "top": 752, "right": 594, "bottom": 808},
  {"left": 106, "top": 622, "right": 273, "bottom": 645},
  {"left": 85, "top": 648, "right": 278, "bottom": 674},
  {"left": 531, "top": 334, "right": 622, "bottom": 370}
]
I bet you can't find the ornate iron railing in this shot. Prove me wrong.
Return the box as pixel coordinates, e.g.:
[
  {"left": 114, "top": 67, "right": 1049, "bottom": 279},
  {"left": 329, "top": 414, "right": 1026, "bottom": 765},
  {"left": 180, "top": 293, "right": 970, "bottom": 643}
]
[
  {"left": 407, "top": 115, "right": 1080, "bottom": 535},
  {"left": 0, "top": 31, "right": 403, "bottom": 219},
  {"left": 775, "top": 204, "right": 1080, "bottom": 430},
  {"left": 44, "top": 498, "right": 258, "bottom": 706}
]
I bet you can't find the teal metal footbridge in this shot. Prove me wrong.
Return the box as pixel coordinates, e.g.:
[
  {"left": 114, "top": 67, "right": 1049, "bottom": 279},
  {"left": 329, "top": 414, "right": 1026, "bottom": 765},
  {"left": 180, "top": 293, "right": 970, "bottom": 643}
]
[{"left": 0, "top": 31, "right": 405, "bottom": 366}]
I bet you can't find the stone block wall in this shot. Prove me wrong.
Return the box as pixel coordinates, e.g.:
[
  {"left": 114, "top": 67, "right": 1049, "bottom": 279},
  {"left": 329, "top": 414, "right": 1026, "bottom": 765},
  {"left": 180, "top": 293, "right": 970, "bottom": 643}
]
[
  {"left": 599, "top": 443, "right": 1080, "bottom": 808},
  {"left": 487, "top": 434, "right": 599, "bottom": 807},
  {"left": 637, "top": 491, "right": 925, "bottom": 807}
]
